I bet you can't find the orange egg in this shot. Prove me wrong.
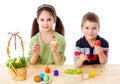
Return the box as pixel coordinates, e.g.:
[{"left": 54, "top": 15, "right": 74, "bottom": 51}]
[{"left": 34, "top": 75, "right": 42, "bottom": 82}]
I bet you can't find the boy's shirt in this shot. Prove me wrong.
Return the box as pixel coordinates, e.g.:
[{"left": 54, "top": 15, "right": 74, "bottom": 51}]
[{"left": 74, "top": 35, "right": 109, "bottom": 64}]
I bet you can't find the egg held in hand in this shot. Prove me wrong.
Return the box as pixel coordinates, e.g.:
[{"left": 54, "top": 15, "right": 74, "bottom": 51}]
[{"left": 51, "top": 35, "right": 58, "bottom": 45}]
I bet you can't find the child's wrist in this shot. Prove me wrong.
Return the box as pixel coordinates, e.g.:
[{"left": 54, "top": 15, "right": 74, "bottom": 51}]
[{"left": 52, "top": 51, "right": 58, "bottom": 55}]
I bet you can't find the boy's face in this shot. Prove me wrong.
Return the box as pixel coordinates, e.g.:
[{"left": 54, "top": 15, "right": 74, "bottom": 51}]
[{"left": 81, "top": 20, "right": 99, "bottom": 41}]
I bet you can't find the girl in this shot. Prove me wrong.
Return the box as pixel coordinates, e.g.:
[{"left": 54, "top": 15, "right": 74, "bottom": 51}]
[
  {"left": 74, "top": 12, "right": 109, "bottom": 67},
  {"left": 27, "top": 4, "right": 66, "bottom": 65}
]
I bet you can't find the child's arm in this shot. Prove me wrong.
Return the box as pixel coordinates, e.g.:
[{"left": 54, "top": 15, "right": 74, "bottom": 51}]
[
  {"left": 94, "top": 46, "right": 107, "bottom": 64},
  {"left": 94, "top": 40, "right": 108, "bottom": 64},
  {"left": 51, "top": 35, "right": 66, "bottom": 65},
  {"left": 75, "top": 54, "right": 85, "bottom": 67},
  {"left": 74, "top": 46, "right": 90, "bottom": 67},
  {"left": 30, "top": 42, "right": 40, "bottom": 64},
  {"left": 52, "top": 51, "right": 63, "bottom": 64},
  {"left": 75, "top": 54, "right": 89, "bottom": 67}
]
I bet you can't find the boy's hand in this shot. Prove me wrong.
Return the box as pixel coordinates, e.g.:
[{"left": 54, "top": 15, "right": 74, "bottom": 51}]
[
  {"left": 80, "top": 54, "right": 90, "bottom": 62},
  {"left": 94, "top": 46, "right": 103, "bottom": 55},
  {"left": 94, "top": 40, "right": 103, "bottom": 55}
]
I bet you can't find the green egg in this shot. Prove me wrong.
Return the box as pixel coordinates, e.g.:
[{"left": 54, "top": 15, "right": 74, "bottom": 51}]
[{"left": 43, "top": 75, "right": 50, "bottom": 81}]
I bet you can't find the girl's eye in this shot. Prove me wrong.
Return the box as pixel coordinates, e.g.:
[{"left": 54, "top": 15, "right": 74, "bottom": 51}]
[
  {"left": 40, "top": 19, "right": 44, "bottom": 21},
  {"left": 85, "top": 27, "right": 89, "bottom": 29}
]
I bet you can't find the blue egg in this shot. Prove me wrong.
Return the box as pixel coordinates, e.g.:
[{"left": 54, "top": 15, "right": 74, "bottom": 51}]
[
  {"left": 54, "top": 70, "right": 59, "bottom": 76},
  {"left": 38, "top": 73, "right": 45, "bottom": 80}
]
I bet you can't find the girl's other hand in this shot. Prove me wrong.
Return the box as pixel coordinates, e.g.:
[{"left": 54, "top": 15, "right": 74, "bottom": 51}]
[
  {"left": 51, "top": 43, "right": 58, "bottom": 53},
  {"left": 33, "top": 42, "right": 40, "bottom": 56}
]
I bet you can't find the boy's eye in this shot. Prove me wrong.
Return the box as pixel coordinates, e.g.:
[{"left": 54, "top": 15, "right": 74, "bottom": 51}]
[{"left": 93, "top": 27, "right": 97, "bottom": 30}]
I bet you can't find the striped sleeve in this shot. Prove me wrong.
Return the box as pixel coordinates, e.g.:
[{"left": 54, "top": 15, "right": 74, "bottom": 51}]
[
  {"left": 103, "top": 47, "right": 109, "bottom": 58},
  {"left": 74, "top": 46, "right": 83, "bottom": 63}
]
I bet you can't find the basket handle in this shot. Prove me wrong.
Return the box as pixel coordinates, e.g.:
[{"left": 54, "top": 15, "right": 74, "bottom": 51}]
[{"left": 7, "top": 32, "right": 24, "bottom": 59}]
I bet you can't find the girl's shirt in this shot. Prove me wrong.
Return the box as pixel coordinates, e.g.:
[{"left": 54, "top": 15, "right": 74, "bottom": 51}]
[
  {"left": 74, "top": 35, "right": 109, "bottom": 64},
  {"left": 27, "top": 31, "right": 66, "bottom": 65}
]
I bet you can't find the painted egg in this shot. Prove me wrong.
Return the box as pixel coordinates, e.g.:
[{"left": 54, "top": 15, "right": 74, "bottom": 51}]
[
  {"left": 43, "top": 75, "right": 50, "bottom": 82},
  {"left": 34, "top": 75, "right": 42, "bottom": 82},
  {"left": 54, "top": 70, "right": 59, "bottom": 76},
  {"left": 38, "top": 73, "right": 45, "bottom": 80},
  {"left": 89, "top": 71, "right": 96, "bottom": 77}
]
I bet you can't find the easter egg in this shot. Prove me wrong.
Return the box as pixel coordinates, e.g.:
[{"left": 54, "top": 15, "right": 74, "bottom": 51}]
[
  {"left": 82, "top": 73, "right": 89, "bottom": 79},
  {"left": 52, "top": 35, "right": 58, "bottom": 44},
  {"left": 38, "top": 73, "right": 45, "bottom": 80},
  {"left": 45, "top": 67, "right": 50, "bottom": 73},
  {"left": 54, "top": 70, "right": 59, "bottom": 76},
  {"left": 89, "top": 71, "right": 96, "bottom": 77},
  {"left": 34, "top": 75, "right": 42, "bottom": 82},
  {"left": 43, "top": 75, "right": 50, "bottom": 82},
  {"left": 52, "top": 40, "right": 58, "bottom": 44},
  {"left": 94, "top": 40, "right": 101, "bottom": 46},
  {"left": 15, "top": 59, "right": 22, "bottom": 64}
]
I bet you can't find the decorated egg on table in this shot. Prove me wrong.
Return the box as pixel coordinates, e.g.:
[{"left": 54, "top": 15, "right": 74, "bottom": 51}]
[
  {"left": 43, "top": 75, "right": 50, "bottom": 82},
  {"left": 34, "top": 75, "right": 42, "bottom": 82},
  {"left": 89, "top": 70, "right": 96, "bottom": 77},
  {"left": 82, "top": 73, "right": 89, "bottom": 79},
  {"left": 38, "top": 73, "right": 45, "bottom": 80},
  {"left": 45, "top": 66, "right": 51, "bottom": 73},
  {"left": 54, "top": 70, "right": 59, "bottom": 76}
]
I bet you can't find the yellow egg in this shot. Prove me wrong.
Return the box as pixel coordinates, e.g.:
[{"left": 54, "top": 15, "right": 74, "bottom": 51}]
[
  {"left": 89, "top": 71, "right": 95, "bottom": 77},
  {"left": 52, "top": 41, "right": 58, "bottom": 44}
]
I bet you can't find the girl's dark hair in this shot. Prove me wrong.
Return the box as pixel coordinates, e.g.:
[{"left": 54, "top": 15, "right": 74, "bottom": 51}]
[
  {"left": 31, "top": 4, "right": 65, "bottom": 38},
  {"left": 81, "top": 12, "right": 100, "bottom": 27}
]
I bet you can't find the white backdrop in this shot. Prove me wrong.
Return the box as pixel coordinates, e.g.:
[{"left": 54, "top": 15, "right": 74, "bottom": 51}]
[{"left": 0, "top": 0, "right": 120, "bottom": 64}]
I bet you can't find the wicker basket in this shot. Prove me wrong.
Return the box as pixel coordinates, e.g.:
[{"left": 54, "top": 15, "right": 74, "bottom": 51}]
[
  {"left": 7, "top": 32, "right": 27, "bottom": 81},
  {"left": 9, "top": 66, "right": 27, "bottom": 80}
]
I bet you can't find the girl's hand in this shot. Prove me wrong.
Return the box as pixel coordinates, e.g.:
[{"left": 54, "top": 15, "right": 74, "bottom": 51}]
[
  {"left": 51, "top": 36, "right": 58, "bottom": 53},
  {"left": 51, "top": 43, "right": 58, "bottom": 53},
  {"left": 32, "top": 42, "right": 40, "bottom": 56}
]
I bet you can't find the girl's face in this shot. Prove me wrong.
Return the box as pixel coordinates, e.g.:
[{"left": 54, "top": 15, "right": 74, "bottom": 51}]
[
  {"left": 81, "top": 20, "right": 99, "bottom": 41},
  {"left": 37, "top": 10, "right": 56, "bottom": 32}
]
